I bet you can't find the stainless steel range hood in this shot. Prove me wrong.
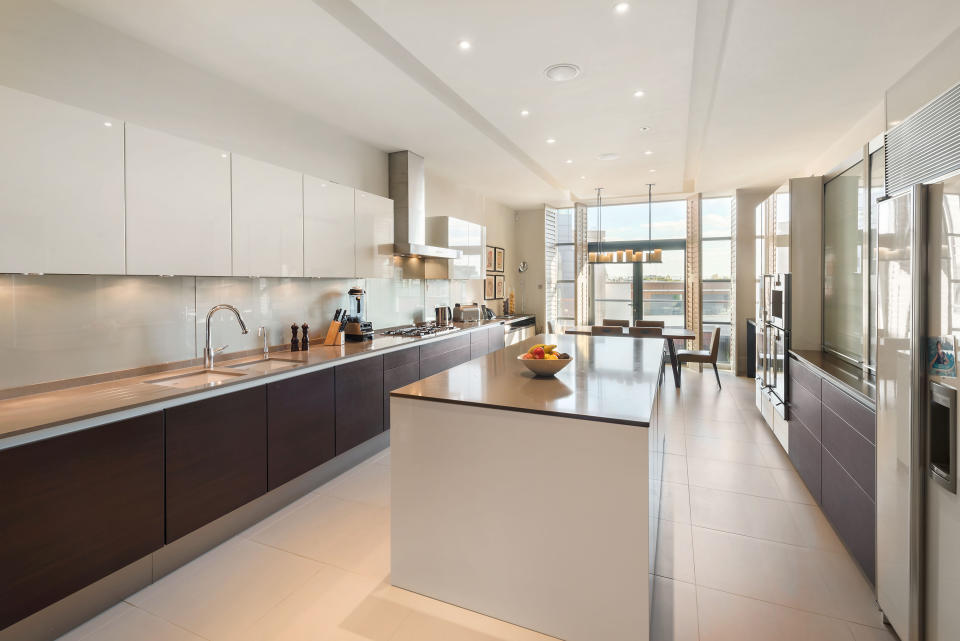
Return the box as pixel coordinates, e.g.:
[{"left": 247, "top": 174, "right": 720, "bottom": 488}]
[{"left": 389, "top": 150, "right": 461, "bottom": 259}]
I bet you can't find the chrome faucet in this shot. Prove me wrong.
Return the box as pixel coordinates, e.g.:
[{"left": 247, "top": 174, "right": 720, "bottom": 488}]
[
  {"left": 203, "top": 304, "right": 248, "bottom": 369},
  {"left": 258, "top": 326, "right": 269, "bottom": 359}
]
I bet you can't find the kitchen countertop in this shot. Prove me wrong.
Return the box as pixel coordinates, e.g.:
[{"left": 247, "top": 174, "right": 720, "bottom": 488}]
[
  {"left": 790, "top": 349, "right": 876, "bottom": 407},
  {"left": 391, "top": 333, "right": 663, "bottom": 427},
  {"left": 0, "top": 315, "right": 535, "bottom": 447}
]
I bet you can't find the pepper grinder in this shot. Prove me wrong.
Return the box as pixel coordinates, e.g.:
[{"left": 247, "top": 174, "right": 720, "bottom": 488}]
[
  {"left": 290, "top": 323, "right": 300, "bottom": 351},
  {"left": 300, "top": 323, "right": 310, "bottom": 351}
]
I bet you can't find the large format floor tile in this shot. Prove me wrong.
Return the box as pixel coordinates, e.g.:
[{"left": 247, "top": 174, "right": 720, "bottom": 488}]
[
  {"left": 654, "top": 518, "right": 696, "bottom": 583},
  {"left": 57, "top": 603, "right": 204, "bottom": 641},
  {"left": 687, "top": 458, "right": 784, "bottom": 499},
  {"left": 651, "top": 576, "right": 700, "bottom": 641},
  {"left": 689, "top": 485, "right": 806, "bottom": 545}
]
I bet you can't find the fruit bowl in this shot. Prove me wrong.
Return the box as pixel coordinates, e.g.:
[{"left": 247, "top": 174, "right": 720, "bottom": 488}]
[{"left": 517, "top": 354, "right": 573, "bottom": 377}]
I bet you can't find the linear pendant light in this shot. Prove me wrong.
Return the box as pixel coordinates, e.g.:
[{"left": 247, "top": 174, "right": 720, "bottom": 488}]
[{"left": 587, "top": 184, "right": 663, "bottom": 264}]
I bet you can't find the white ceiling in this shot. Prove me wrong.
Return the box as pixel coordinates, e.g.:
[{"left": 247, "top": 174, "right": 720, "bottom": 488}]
[{"left": 42, "top": 0, "right": 960, "bottom": 207}]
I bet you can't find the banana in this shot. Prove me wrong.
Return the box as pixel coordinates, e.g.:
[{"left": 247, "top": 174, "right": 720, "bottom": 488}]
[{"left": 527, "top": 343, "right": 559, "bottom": 354}]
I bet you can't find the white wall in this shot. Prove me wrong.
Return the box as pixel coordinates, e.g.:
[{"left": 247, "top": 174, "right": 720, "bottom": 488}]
[
  {"left": 733, "top": 189, "right": 769, "bottom": 375},
  {"left": 515, "top": 209, "right": 548, "bottom": 332}
]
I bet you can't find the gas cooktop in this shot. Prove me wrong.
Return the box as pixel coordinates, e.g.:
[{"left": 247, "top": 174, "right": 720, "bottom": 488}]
[{"left": 381, "top": 323, "right": 461, "bottom": 338}]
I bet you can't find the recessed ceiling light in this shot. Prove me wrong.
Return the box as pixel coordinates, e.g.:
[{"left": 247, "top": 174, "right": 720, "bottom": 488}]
[
  {"left": 520, "top": 109, "right": 530, "bottom": 117},
  {"left": 103, "top": 121, "right": 113, "bottom": 127},
  {"left": 614, "top": 2, "right": 630, "bottom": 15},
  {"left": 638, "top": 126, "right": 650, "bottom": 133},
  {"left": 649, "top": 169, "right": 657, "bottom": 173},
  {"left": 580, "top": 175, "right": 587, "bottom": 180},
  {"left": 597, "top": 152, "right": 620, "bottom": 161},
  {"left": 546, "top": 138, "right": 556, "bottom": 144},
  {"left": 544, "top": 63, "right": 581, "bottom": 82},
  {"left": 633, "top": 89, "right": 645, "bottom": 98},
  {"left": 458, "top": 40, "right": 472, "bottom": 51},
  {"left": 221, "top": 153, "right": 228, "bottom": 158},
  {"left": 564, "top": 159, "right": 573, "bottom": 164},
  {"left": 644, "top": 150, "right": 653, "bottom": 155}
]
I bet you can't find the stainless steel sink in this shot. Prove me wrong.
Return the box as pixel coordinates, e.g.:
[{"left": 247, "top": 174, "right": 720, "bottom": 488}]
[
  {"left": 146, "top": 369, "right": 246, "bottom": 389},
  {"left": 224, "top": 357, "right": 303, "bottom": 373}
]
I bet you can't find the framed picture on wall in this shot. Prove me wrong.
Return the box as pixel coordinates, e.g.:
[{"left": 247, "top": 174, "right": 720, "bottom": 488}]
[
  {"left": 484, "top": 275, "right": 496, "bottom": 300},
  {"left": 494, "top": 275, "right": 505, "bottom": 299},
  {"left": 494, "top": 247, "right": 505, "bottom": 272},
  {"left": 486, "top": 246, "right": 496, "bottom": 271}
]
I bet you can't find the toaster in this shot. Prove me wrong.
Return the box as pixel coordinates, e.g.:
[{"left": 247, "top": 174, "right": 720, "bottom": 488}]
[{"left": 453, "top": 303, "right": 481, "bottom": 322}]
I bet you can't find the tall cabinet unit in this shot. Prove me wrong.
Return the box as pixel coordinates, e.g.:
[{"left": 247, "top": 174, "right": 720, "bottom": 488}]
[
  {"left": 231, "top": 155, "right": 304, "bottom": 277},
  {"left": 125, "top": 125, "right": 232, "bottom": 276},
  {"left": 304, "top": 177, "right": 356, "bottom": 278},
  {"left": 0, "top": 86, "right": 125, "bottom": 275},
  {"left": 354, "top": 191, "right": 395, "bottom": 278}
]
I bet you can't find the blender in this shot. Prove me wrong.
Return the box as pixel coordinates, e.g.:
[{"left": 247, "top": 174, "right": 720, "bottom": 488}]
[{"left": 344, "top": 287, "right": 374, "bottom": 341}]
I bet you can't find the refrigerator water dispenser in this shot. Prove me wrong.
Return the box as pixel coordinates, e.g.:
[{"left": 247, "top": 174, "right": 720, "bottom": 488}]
[{"left": 929, "top": 381, "right": 957, "bottom": 494}]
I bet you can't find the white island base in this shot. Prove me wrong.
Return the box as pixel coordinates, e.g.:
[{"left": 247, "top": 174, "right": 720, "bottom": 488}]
[{"left": 390, "top": 396, "right": 658, "bottom": 641}]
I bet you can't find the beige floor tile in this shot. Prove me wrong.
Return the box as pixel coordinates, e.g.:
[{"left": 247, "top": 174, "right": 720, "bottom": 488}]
[
  {"left": 654, "top": 518, "right": 696, "bottom": 583},
  {"left": 251, "top": 493, "right": 391, "bottom": 579},
  {"left": 237, "top": 563, "right": 409, "bottom": 641},
  {"left": 57, "top": 603, "right": 205, "bottom": 641},
  {"left": 687, "top": 458, "right": 783, "bottom": 499},
  {"left": 651, "top": 576, "right": 700, "bottom": 641},
  {"left": 812, "top": 549, "right": 885, "bottom": 628},
  {"left": 652, "top": 480, "right": 692, "bottom": 523},
  {"left": 697, "top": 586, "right": 855, "bottom": 641},
  {"left": 683, "top": 419, "right": 756, "bottom": 442},
  {"left": 662, "top": 453, "right": 689, "bottom": 484},
  {"left": 769, "top": 467, "right": 818, "bottom": 505},
  {"left": 786, "top": 502, "right": 845, "bottom": 552},
  {"left": 664, "top": 428, "right": 688, "bottom": 455},
  {"left": 756, "top": 440, "right": 793, "bottom": 469},
  {"left": 316, "top": 460, "right": 391, "bottom": 507},
  {"left": 127, "top": 537, "right": 320, "bottom": 641},
  {"left": 689, "top": 486, "right": 804, "bottom": 546},
  {"left": 685, "top": 435, "right": 769, "bottom": 466},
  {"left": 369, "top": 448, "right": 391, "bottom": 467},
  {"left": 848, "top": 622, "right": 899, "bottom": 641}
]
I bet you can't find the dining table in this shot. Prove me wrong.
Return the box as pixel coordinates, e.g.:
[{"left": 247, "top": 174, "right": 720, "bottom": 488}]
[{"left": 564, "top": 325, "right": 697, "bottom": 388}]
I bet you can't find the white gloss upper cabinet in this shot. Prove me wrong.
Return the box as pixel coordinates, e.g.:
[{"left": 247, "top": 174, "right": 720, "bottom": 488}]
[
  {"left": 303, "top": 177, "right": 355, "bottom": 278},
  {"left": 0, "top": 86, "right": 125, "bottom": 274},
  {"left": 354, "top": 190, "right": 395, "bottom": 279},
  {"left": 125, "top": 125, "right": 231, "bottom": 276},
  {"left": 231, "top": 155, "right": 303, "bottom": 277}
]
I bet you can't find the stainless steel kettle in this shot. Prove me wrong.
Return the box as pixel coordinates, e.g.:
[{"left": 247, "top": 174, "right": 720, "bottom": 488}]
[{"left": 435, "top": 305, "right": 452, "bottom": 326}]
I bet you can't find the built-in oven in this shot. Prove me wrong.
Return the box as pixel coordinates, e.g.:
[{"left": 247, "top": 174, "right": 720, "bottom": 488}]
[
  {"left": 767, "top": 273, "right": 791, "bottom": 331},
  {"left": 766, "top": 323, "right": 790, "bottom": 418}
]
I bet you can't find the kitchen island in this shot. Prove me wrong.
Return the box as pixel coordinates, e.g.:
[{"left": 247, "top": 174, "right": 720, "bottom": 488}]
[{"left": 389, "top": 333, "right": 665, "bottom": 641}]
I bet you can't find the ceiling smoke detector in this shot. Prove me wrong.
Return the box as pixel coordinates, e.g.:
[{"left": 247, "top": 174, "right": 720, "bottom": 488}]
[{"left": 544, "top": 63, "right": 581, "bottom": 82}]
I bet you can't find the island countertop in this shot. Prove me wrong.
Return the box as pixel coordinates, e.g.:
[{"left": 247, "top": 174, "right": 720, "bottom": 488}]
[{"left": 391, "top": 333, "right": 664, "bottom": 427}]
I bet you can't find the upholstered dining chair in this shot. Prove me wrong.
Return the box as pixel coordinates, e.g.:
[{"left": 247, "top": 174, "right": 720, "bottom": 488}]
[
  {"left": 633, "top": 320, "right": 665, "bottom": 328},
  {"left": 677, "top": 327, "right": 722, "bottom": 388},
  {"left": 627, "top": 326, "right": 662, "bottom": 338},
  {"left": 602, "top": 319, "right": 630, "bottom": 327},
  {"left": 591, "top": 325, "right": 624, "bottom": 336}
]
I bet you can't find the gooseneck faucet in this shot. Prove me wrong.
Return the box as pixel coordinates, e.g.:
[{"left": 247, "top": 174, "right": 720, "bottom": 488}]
[{"left": 203, "top": 304, "right": 248, "bottom": 369}]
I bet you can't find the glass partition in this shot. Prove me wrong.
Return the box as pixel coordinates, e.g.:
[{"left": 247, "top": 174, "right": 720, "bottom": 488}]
[{"left": 824, "top": 161, "right": 865, "bottom": 362}]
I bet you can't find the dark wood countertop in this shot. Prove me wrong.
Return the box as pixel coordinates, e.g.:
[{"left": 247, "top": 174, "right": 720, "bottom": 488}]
[
  {"left": 790, "top": 349, "right": 876, "bottom": 407},
  {"left": 391, "top": 333, "right": 663, "bottom": 427}
]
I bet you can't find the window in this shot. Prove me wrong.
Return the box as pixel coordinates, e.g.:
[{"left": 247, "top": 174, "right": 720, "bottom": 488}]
[
  {"left": 868, "top": 147, "right": 884, "bottom": 369},
  {"left": 824, "top": 161, "right": 866, "bottom": 362},
  {"left": 702, "top": 197, "right": 733, "bottom": 367},
  {"left": 553, "top": 208, "right": 576, "bottom": 330}
]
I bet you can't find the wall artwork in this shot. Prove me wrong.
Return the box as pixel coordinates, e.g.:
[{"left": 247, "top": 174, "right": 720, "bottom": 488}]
[
  {"left": 494, "top": 247, "right": 505, "bottom": 272},
  {"left": 484, "top": 275, "right": 496, "bottom": 300},
  {"left": 494, "top": 275, "right": 505, "bottom": 299},
  {"left": 928, "top": 336, "right": 957, "bottom": 377},
  {"left": 486, "top": 246, "right": 496, "bottom": 272}
]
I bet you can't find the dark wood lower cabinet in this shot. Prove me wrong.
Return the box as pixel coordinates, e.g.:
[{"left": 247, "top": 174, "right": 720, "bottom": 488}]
[
  {"left": 822, "top": 449, "right": 876, "bottom": 584},
  {"left": 267, "top": 369, "right": 336, "bottom": 490},
  {"left": 384, "top": 347, "right": 420, "bottom": 431},
  {"left": 822, "top": 405, "right": 875, "bottom": 499},
  {"left": 335, "top": 356, "right": 384, "bottom": 454},
  {"left": 788, "top": 417, "right": 821, "bottom": 503},
  {"left": 165, "top": 387, "right": 267, "bottom": 542},
  {"left": 0, "top": 413, "right": 163, "bottom": 630}
]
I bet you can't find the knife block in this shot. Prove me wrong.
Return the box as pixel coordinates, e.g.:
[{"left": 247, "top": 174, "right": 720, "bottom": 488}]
[{"left": 321, "top": 321, "right": 344, "bottom": 346}]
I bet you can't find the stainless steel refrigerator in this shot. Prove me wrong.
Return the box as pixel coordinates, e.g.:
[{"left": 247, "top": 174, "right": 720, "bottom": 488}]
[{"left": 877, "top": 173, "right": 960, "bottom": 641}]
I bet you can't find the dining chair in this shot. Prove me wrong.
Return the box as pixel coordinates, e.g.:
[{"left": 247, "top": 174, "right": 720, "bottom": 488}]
[
  {"left": 602, "top": 319, "right": 630, "bottom": 327},
  {"left": 677, "top": 327, "right": 722, "bottom": 388},
  {"left": 591, "top": 325, "right": 624, "bottom": 336},
  {"left": 633, "top": 320, "right": 665, "bottom": 328},
  {"left": 627, "top": 326, "right": 662, "bottom": 338}
]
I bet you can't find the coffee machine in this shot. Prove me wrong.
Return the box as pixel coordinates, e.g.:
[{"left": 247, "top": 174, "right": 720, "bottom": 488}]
[{"left": 344, "top": 287, "right": 374, "bottom": 341}]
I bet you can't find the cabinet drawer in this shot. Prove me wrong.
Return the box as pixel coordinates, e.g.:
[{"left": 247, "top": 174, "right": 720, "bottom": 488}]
[
  {"left": 420, "top": 345, "right": 472, "bottom": 379},
  {"left": 384, "top": 360, "right": 420, "bottom": 430},
  {"left": 488, "top": 325, "right": 506, "bottom": 351},
  {"left": 789, "top": 357, "right": 821, "bottom": 399},
  {"left": 822, "top": 449, "right": 876, "bottom": 584},
  {"left": 335, "top": 356, "right": 384, "bottom": 454},
  {"left": 470, "top": 329, "right": 489, "bottom": 359},
  {"left": 822, "top": 380, "right": 875, "bottom": 443},
  {"left": 791, "top": 379, "right": 821, "bottom": 442},
  {"left": 822, "top": 405, "right": 875, "bottom": 500},
  {"left": 0, "top": 413, "right": 163, "bottom": 630},
  {"left": 384, "top": 345, "right": 419, "bottom": 370},
  {"left": 267, "top": 369, "right": 336, "bottom": 490},
  {"left": 165, "top": 387, "right": 268, "bottom": 542},
  {"left": 788, "top": 418, "right": 821, "bottom": 503},
  {"left": 420, "top": 334, "right": 471, "bottom": 360}
]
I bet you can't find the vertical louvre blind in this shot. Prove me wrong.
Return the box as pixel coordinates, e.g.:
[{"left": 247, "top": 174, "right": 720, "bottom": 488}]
[
  {"left": 574, "top": 202, "right": 589, "bottom": 325},
  {"left": 544, "top": 208, "right": 558, "bottom": 332},
  {"left": 686, "top": 195, "right": 702, "bottom": 350},
  {"left": 729, "top": 196, "right": 738, "bottom": 372},
  {"left": 886, "top": 80, "right": 960, "bottom": 194}
]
